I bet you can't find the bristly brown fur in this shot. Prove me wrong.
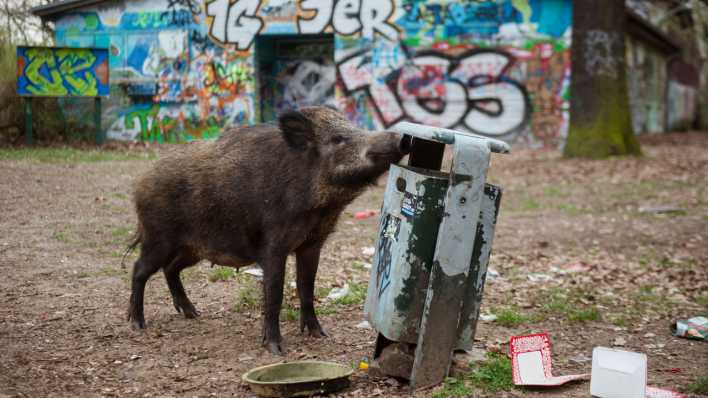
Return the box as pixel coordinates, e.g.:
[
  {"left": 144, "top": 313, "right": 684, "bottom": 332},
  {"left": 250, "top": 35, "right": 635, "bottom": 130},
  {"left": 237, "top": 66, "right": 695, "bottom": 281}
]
[{"left": 125, "top": 106, "right": 408, "bottom": 355}]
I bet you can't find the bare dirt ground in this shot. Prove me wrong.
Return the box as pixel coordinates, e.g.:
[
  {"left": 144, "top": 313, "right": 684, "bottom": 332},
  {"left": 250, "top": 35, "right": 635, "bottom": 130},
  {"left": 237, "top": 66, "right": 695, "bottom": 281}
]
[{"left": 1, "top": 133, "right": 706, "bottom": 397}]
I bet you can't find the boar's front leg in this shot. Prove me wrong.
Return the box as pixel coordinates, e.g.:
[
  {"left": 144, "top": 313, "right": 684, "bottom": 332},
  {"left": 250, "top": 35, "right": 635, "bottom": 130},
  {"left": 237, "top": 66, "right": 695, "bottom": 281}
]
[
  {"left": 296, "top": 242, "right": 328, "bottom": 338},
  {"left": 261, "top": 252, "right": 287, "bottom": 355}
]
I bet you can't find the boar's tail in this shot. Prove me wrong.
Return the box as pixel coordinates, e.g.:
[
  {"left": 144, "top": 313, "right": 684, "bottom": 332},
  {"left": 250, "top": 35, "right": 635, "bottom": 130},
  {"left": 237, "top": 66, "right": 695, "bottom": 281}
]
[{"left": 120, "top": 227, "right": 142, "bottom": 269}]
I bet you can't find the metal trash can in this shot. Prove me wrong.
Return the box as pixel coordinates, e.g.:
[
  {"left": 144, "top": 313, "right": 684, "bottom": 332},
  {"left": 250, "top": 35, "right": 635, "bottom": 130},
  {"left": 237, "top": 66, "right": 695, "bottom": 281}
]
[{"left": 363, "top": 122, "right": 509, "bottom": 389}]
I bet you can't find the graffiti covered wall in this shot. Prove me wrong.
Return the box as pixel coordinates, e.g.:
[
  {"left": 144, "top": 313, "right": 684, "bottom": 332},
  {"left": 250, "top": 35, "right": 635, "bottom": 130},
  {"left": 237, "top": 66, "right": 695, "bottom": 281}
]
[
  {"left": 16, "top": 46, "right": 109, "bottom": 97},
  {"left": 52, "top": 0, "right": 572, "bottom": 147}
]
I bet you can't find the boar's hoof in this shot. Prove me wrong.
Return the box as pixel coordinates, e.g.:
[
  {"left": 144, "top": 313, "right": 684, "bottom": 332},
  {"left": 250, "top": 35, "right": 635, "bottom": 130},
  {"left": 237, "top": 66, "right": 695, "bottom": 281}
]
[
  {"left": 129, "top": 316, "right": 146, "bottom": 330},
  {"left": 264, "top": 341, "right": 284, "bottom": 356},
  {"left": 173, "top": 302, "right": 201, "bottom": 319},
  {"left": 301, "top": 318, "right": 328, "bottom": 338},
  {"left": 182, "top": 307, "right": 201, "bottom": 319}
]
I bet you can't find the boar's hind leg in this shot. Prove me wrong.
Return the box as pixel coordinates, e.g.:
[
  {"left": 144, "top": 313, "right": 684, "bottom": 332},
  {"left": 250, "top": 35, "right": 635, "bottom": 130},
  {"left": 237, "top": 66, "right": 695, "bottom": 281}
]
[
  {"left": 261, "top": 252, "right": 288, "bottom": 355},
  {"left": 163, "top": 252, "right": 201, "bottom": 318},
  {"left": 295, "top": 243, "right": 328, "bottom": 338},
  {"left": 128, "top": 243, "right": 174, "bottom": 329}
]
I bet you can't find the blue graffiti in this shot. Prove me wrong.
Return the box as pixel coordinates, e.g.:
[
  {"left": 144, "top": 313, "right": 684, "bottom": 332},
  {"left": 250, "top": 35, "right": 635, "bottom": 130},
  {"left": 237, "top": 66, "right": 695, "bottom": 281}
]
[{"left": 396, "top": 0, "right": 571, "bottom": 40}]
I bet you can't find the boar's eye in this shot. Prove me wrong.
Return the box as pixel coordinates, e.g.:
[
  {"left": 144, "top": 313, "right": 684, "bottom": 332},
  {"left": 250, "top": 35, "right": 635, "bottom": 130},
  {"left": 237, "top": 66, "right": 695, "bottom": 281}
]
[{"left": 331, "top": 135, "right": 349, "bottom": 145}]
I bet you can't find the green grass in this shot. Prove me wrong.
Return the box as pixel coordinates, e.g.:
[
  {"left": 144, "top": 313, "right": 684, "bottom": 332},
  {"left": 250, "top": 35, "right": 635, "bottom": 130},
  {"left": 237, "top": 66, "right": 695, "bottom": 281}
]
[
  {"left": 696, "top": 292, "right": 708, "bottom": 307},
  {"left": 0, "top": 147, "right": 155, "bottom": 163},
  {"left": 52, "top": 228, "right": 98, "bottom": 248},
  {"left": 110, "top": 226, "right": 132, "bottom": 238},
  {"left": 208, "top": 266, "right": 235, "bottom": 282},
  {"left": 518, "top": 196, "right": 540, "bottom": 212},
  {"left": 233, "top": 275, "right": 260, "bottom": 312},
  {"left": 280, "top": 304, "right": 299, "bottom": 322},
  {"left": 609, "top": 314, "right": 628, "bottom": 327},
  {"left": 315, "top": 281, "right": 368, "bottom": 316},
  {"left": 468, "top": 352, "right": 514, "bottom": 392},
  {"left": 540, "top": 288, "right": 602, "bottom": 322},
  {"left": 688, "top": 373, "right": 708, "bottom": 394},
  {"left": 543, "top": 186, "right": 565, "bottom": 197},
  {"left": 351, "top": 261, "right": 369, "bottom": 271},
  {"left": 433, "top": 352, "right": 513, "bottom": 397},
  {"left": 110, "top": 192, "right": 129, "bottom": 200},
  {"left": 53, "top": 230, "right": 72, "bottom": 244},
  {"left": 332, "top": 282, "right": 367, "bottom": 306},
  {"left": 567, "top": 307, "right": 601, "bottom": 322},
  {"left": 493, "top": 306, "right": 531, "bottom": 327},
  {"left": 433, "top": 377, "right": 473, "bottom": 398},
  {"left": 75, "top": 266, "right": 127, "bottom": 280}
]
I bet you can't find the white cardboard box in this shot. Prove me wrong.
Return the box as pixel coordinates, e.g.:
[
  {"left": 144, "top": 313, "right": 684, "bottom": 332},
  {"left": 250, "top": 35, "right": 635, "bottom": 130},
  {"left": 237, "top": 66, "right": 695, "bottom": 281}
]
[{"left": 591, "top": 347, "right": 647, "bottom": 398}]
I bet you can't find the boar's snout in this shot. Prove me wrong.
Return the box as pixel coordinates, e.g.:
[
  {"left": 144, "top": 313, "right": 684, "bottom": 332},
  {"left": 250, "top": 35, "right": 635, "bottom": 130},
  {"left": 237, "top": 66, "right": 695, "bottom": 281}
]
[{"left": 366, "top": 132, "right": 411, "bottom": 163}]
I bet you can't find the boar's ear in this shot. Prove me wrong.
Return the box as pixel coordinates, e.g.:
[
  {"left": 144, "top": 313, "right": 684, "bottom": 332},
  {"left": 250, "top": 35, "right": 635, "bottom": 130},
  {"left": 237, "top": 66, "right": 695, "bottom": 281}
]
[{"left": 279, "top": 110, "right": 315, "bottom": 150}]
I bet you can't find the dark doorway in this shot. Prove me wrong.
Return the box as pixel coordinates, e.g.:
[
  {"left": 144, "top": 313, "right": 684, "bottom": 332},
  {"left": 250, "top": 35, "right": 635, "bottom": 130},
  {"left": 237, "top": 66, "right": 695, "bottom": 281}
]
[{"left": 255, "top": 34, "right": 335, "bottom": 123}]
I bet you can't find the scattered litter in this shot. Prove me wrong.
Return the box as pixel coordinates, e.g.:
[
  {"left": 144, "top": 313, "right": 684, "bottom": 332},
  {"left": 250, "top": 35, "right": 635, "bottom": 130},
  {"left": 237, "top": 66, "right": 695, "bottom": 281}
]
[
  {"left": 327, "top": 284, "right": 350, "bottom": 300},
  {"left": 558, "top": 261, "right": 590, "bottom": 273},
  {"left": 353, "top": 260, "right": 372, "bottom": 270},
  {"left": 510, "top": 333, "right": 589, "bottom": 387},
  {"left": 355, "top": 320, "right": 371, "bottom": 329},
  {"left": 643, "top": 333, "right": 656, "bottom": 338},
  {"left": 487, "top": 267, "right": 500, "bottom": 278},
  {"left": 592, "top": 347, "right": 646, "bottom": 398},
  {"left": 672, "top": 316, "right": 707, "bottom": 340},
  {"left": 130, "top": 354, "right": 141, "bottom": 361},
  {"left": 289, "top": 281, "right": 296, "bottom": 288},
  {"left": 358, "top": 357, "right": 369, "bottom": 370},
  {"left": 527, "top": 273, "right": 553, "bottom": 283},
  {"left": 479, "top": 313, "right": 497, "bottom": 322},
  {"left": 591, "top": 347, "right": 685, "bottom": 398},
  {"left": 646, "top": 387, "right": 685, "bottom": 398},
  {"left": 568, "top": 353, "right": 592, "bottom": 365},
  {"left": 354, "top": 210, "right": 378, "bottom": 220},
  {"left": 613, "top": 336, "right": 627, "bottom": 347},
  {"left": 243, "top": 267, "right": 263, "bottom": 278},
  {"left": 638, "top": 205, "right": 685, "bottom": 215},
  {"left": 361, "top": 246, "right": 375, "bottom": 256}
]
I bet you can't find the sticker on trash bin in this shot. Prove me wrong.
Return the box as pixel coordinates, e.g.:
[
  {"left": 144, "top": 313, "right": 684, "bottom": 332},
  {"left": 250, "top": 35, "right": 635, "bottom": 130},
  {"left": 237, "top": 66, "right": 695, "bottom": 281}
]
[
  {"left": 510, "top": 333, "right": 589, "bottom": 386},
  {"left": 401, "top": 192, "right": 418, "bottom": 218}
]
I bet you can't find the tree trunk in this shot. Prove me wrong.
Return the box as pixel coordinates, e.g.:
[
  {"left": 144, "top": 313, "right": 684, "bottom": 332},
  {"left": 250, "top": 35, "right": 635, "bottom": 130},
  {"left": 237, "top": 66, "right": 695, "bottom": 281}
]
[
  {"left": 564, "top": 0, "right": 641, "bottom": 158},
  {"left": 692, "top": 1, "right": 708, "bottom": 130}
]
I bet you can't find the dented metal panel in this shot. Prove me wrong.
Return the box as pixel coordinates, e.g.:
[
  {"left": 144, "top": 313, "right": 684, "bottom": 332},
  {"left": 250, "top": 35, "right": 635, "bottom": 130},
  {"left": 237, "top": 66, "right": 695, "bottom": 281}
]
[{"left": 457, "top": 184, "right": 502, "bottom": 350}]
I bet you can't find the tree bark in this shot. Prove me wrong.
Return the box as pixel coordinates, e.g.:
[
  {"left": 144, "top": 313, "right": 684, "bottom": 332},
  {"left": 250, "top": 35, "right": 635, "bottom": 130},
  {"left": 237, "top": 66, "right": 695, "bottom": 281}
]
[{"left": 564, "top": 0, "right": 641, "bottom": 158}]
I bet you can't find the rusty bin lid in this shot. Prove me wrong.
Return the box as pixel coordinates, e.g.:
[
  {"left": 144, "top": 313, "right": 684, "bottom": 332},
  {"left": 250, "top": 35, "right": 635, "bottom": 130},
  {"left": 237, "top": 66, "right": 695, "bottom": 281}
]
[{"left": 241, "top": 360, "right": 354, "bottom": 397}]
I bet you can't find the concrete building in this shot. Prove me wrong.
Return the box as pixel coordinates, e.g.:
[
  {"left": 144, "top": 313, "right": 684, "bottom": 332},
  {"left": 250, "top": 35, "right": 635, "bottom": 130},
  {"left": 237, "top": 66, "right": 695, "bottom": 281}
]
[{"left": 30, "top": 0, "right": 705, "bottom": 147}]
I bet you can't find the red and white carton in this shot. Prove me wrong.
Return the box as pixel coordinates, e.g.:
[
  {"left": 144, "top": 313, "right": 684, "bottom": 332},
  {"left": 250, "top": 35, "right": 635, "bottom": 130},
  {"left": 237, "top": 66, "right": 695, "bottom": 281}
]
[{"left": 510, "top": 333, "right": 589, "bottom": 386}]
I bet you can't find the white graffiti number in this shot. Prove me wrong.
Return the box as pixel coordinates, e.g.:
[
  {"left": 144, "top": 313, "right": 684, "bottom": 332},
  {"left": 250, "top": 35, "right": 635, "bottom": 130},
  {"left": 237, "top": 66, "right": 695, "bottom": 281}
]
[
  {"left": 338, "top": 49, "right": 530, "bottom": 138},
  {"left": 206, "top": 0, "right": 264, "bottom": 50}
]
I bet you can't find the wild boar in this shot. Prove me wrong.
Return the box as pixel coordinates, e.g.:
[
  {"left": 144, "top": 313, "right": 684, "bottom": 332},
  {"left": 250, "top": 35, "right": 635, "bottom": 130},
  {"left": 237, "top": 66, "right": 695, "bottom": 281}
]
[{"left": 126, "top": 106, "right": 411, "bottom": 354}]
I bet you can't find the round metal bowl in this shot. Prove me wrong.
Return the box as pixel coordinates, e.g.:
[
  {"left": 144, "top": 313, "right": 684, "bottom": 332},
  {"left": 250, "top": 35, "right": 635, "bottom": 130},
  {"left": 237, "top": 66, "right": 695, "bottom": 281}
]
[{"left": 241, "top": 360, "right": 354, "bottom": 397}]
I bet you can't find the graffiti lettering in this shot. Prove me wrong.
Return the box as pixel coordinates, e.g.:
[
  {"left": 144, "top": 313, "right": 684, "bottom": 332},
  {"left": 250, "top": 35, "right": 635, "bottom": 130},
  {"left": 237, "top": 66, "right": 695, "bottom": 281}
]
[
  {"left": 277, "top": 59, "right": 336, "bottom": 111},
  {"left": 584, "top": 30, "right": 620, "bottom": 78},
  {"left": 16, "top": 47, "right": 109, "bottom": 97},
  {"left": 375, "top": 215, "right": 399, "bottom": 298},
  {"left": 297, "top": 0, "right": 399, "bottom": 41},
  {"left": 206, "top": 0, "right": 264, "bottom": 50},
  {"left": 338, "top": 49, "right": 530, "bottom": 139}
]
